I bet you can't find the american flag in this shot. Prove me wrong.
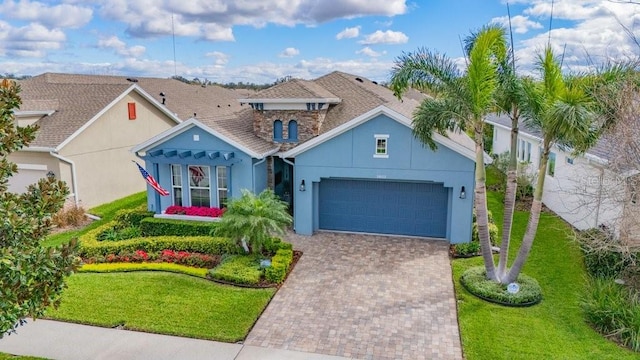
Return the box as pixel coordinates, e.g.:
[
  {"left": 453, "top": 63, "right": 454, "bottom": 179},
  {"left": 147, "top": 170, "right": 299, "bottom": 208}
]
[{"left": 134, "top": 161, "right": 169, "bottom": 196}]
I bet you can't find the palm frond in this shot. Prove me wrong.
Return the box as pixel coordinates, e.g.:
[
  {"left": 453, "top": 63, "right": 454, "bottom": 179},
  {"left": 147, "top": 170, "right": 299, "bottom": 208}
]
[{"left": 389, "top": 48, "right": 461, "bottom": 98}]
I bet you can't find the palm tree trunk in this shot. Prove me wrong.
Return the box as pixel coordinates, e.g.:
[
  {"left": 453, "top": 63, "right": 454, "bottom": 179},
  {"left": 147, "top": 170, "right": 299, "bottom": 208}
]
[
  {"left": 496, "top": 113, "right": 519, "bottom": 280},
  {"left": 474, "top": 128, "right": 497, "bottom": 281},
  {"left": 505, "top": 139, "right": 550, "bottom": 283}
]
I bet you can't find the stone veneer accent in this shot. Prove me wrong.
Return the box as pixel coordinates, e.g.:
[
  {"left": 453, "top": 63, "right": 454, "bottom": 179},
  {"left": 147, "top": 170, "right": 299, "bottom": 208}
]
[
  {"left": 253, "top": 109, "right": 328, "bottom": 152},
  {"left": 266, "top": 156, "right": 274, "bottom": 189}
]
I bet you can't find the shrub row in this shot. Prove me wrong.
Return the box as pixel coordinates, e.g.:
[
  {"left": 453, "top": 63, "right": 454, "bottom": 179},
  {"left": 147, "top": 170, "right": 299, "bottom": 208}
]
[
  {"left": 265, "top": 249, "right": 294, "bottom": 284},
  {"left": 263, "top": 237, "right": 293, "bottom": 255},
  {"left": 79, "top": 262, "right": 209, "bottom": 278},
  {"left": 78, "top": 221, "right": 238, "bottom": 257},
  {"left": 83, "top": 249, "right": 220, "bottom": 268},
  {"left": 140, "top": 217, "right": 217, "bottom": 237},
  {"left": 114, "top": 208, "right": 154, "bottom": 228},
  {"left": 208, "top": 255, "right": 262, "bottom": 285}
]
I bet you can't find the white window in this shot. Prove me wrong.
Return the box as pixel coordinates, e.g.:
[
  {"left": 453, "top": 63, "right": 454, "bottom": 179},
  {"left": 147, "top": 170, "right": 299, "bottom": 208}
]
[
  {"left": 217, "top": 166, "right": 228, "bottom": 208},
  {"left": 171, "top": 164, "right": 183, "bottom": 206},
  {"left": 374, "top": 134, "right": 389, "bottom": 158},
  {"left": 518, "top": 139, "right": 531, "bottom": 163},
  {"left": 188, "top": 165, "right": 210, "bottom": 207},
  {"left": 547, "top": 152, "right": 556, "bottom": 177}
]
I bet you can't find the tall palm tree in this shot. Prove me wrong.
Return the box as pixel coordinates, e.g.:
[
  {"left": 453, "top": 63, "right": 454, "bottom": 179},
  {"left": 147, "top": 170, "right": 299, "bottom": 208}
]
[
  {"left": 504, "top": 48, "right": 637, "bottom": 283},
  {"left": 504, "top": 46, "right": 600, "bottom": 283},
  {"left": 465, "top": 29, "right": 525, "bottom": 281},
  {"left": 390, "top": 25, "right": 507, "bottom": 281}
]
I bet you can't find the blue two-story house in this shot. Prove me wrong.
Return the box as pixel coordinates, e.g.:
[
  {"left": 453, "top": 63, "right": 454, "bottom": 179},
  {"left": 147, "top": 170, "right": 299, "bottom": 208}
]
[{"left": 131, "top": 71, "right": 482, "bottom": 243}]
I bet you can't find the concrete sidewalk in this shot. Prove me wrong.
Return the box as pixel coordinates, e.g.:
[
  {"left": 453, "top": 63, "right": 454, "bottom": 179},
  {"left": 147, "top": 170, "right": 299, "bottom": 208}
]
[{"left": 0, "top": 320, "right": 352, "bottom": 360}]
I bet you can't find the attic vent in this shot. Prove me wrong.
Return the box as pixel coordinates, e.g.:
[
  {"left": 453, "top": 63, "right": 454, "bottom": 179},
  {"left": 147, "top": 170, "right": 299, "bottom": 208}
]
[
  {"left": 355, "top": 77, "right": 363, "bottom": 83},
  {"left": 126, "top": 78, "right": 139, "bottom": 82},
  {"left": 372, "top": 81, "right": 378, "bottom": 85}
]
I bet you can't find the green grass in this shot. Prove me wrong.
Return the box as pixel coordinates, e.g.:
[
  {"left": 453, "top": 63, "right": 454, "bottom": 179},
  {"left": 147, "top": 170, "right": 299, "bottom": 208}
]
[
  {"left": 0, "top": 354, "right": 46, "bottom": 360},
  {"left": 454, "top": 167, "right": 638, "bottom": 359},
  {"left": 43, "top": 192, "right": 147, "bottom": 248},
  {"left": 47, "top": 272, "right": 275, "bottom": 342}
]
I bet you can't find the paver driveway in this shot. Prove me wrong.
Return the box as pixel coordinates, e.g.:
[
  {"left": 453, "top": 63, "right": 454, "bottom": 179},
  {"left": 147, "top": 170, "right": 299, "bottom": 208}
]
[{"left": 245, "top": 232, "right": 463, "bottom": 360}]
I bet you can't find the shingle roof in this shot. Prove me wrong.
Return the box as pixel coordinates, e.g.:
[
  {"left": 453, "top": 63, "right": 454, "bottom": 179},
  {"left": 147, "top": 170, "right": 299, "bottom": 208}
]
[
  {"left": 18, "top": 73, "right": 247, "bottom": 149},
  {"left": 17, "top": 81, "right": 133, "bottom": 148},
  {"left": 28, "top": 73, "right": 244, "bottom": 121},
  {"left": 247, "top": 78, "right": 339, "bottom": 100},
  {"left": 198, "top": 109, "right": 279, "bottom": 157},
  {"left": 485, "top": 113, "right": 612, "bottom": 161}
]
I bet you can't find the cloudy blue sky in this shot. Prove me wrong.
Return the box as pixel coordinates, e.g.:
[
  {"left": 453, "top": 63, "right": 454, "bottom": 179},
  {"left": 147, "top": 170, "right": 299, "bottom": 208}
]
[{"left": 0, "top": 0, "right": 638, "bottom": 83}]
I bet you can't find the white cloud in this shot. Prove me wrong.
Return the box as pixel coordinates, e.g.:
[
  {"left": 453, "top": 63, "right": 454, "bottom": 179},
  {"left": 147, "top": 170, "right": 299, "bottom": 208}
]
[
  {"left": 0, "top": 0, "right": 93, "bottom": 28},
  {"left": 97, "top": 0, "right": 408, "bottom": 38},
  {"left": 359, "top": 30, "right": 408, "bottom": 45},
  {"left": 336, "top": 26, "right": 361, "bottom": 40},
  {"left": 279, "top": 47, "right": 300, "bottom": 58},
  {"left": 357, "top": 46, "right": 386, "bottom": 57},
  {"left": 491, "top": 15, "right": 543, "bottom": 34},
  {"left": 97, "top": 36, "right": 146, "bottom": 58},
  {"left": 0, "top": 22, "right": 66, "bottom": 58},
  {"left": 206, "top": 51, "right": 230, "bottom": 67}
]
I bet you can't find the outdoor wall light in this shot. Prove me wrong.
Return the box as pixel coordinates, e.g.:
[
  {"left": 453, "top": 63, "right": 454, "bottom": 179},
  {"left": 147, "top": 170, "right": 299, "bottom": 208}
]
[
  {"left": 46, "top": 170, "right": 55, "bottom": 179},
  {"left": 459, "top": 186, "right": 466, "bottom": 199},
  {"left": 299, "top": 179, "right": 306, "bottom": 192}
]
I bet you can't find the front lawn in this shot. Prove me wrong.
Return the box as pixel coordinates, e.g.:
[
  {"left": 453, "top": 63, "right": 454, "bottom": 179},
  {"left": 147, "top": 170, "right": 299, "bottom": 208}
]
[
  {"left": 454, "top": 168, "right": 637, "bottom": 359},
  {"left": 41, "top": 192, "right": 279, "bottom": 343},
  {"left": 47, "top": 272, "right": 275, "bottom": 342}
]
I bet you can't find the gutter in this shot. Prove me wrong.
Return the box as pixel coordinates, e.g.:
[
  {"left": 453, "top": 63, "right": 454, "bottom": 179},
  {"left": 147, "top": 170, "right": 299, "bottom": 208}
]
[
  {"left": 49, "top": 152, "right": 80, "bottom": 206},
  {"left": 252, "top": 158, "right": 267, "bottom": 193}
]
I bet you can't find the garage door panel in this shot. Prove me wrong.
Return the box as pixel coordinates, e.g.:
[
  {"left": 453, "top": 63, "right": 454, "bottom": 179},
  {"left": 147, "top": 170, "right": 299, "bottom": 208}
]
[{"left": 319, "top": 179, "right": 448, "bottom": 238}]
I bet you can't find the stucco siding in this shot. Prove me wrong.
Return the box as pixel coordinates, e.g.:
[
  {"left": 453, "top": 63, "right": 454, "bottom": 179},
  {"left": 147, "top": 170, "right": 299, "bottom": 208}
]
[
  {"left": 492, "top": 125, "right": 625, "bottom": 233},
  {"left": 141, "top": 127, "right": 255, "bottom": 213},
  {"left": 293, "top": 114, "right": 475, "bottom": 243},
  {"left": 60, "top": 91, "right": 177, "bottom": 207}
]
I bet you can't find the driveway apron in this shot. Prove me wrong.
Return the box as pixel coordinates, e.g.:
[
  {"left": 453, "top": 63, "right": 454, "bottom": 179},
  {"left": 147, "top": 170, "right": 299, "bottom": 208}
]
[{"left": 245, "top": 232, "right": 463, "bottom": 360}]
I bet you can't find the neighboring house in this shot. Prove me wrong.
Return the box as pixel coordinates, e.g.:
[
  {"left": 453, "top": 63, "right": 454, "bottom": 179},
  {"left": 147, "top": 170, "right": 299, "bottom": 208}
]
[
  {"left": 10, "top": 73, "right": 242, "bottom": 208},
  {"left": 133, "top": 72, "right": 486, "bottom": 243},
  {"left": 488, "top": 114, "right": 640, "bottom": 245}
]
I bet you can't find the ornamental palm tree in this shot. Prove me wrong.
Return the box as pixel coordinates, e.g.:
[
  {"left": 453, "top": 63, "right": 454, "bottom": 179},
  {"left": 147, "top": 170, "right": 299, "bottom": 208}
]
[
  {"left": 390, "top": 25, "right": 507, "bottom": 281},
  {"left": 215, "top": 189, "right": 292, "bottom": 255},
  {"left": 504, "top": 46, "right": 601, "bottom": 283},
  {"left": 465, "top": 28, "right": 525, "bottom": 280}
]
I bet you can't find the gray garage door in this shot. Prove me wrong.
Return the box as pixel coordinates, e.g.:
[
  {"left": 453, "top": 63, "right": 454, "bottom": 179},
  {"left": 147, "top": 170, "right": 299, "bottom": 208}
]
[{"left": 318, "top": 179, "right": 448, "bottom": 238}]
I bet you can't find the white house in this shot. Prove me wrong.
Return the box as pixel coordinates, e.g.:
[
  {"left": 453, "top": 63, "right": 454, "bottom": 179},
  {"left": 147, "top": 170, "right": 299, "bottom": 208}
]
[{"left": 488, "top": 114, "right": 640, "bottom": 245}]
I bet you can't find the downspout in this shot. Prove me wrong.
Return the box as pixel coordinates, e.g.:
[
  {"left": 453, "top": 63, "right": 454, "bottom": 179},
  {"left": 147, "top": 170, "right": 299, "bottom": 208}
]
[
  {"left": 49, "top": 152, "right": 80, "bottom": 206},
  {"left": 252, "top": 158, "right": 267, "bottom": 193}
]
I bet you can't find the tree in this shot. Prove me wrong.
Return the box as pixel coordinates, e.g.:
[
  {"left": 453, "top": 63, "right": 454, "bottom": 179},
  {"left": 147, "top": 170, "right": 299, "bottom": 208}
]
[
  {"left": 215, "top": 189, "right": 292, "bottom": 254},
  {"left": 0, "top": 79, "right": 80, "bottom": 336},
  {"left": 504, "top": 47, "right": 611, "bottom": 283},
  {"left": 390, "top": 25, "right": 508, "bottom": 281}
]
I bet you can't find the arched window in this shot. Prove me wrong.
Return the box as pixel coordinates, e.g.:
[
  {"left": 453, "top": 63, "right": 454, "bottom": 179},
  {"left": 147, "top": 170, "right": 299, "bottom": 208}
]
[
  {"left": 273, "top": 120, "right": 283, "bottom": 141},
  {"left": 288, "top": 120, "right": 298, "bottom": 141}
]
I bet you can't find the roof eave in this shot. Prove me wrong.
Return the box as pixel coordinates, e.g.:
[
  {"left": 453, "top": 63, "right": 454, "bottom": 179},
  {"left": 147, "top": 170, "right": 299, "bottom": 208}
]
[{"left": 238, "top": 98, "right": 341, "bottom": 104}]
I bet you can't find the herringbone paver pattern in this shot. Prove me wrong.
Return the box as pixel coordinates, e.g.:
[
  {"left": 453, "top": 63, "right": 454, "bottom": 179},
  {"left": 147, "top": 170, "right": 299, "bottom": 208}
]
[{"left": 245, "top": 232, "right": 463, "bottom": 360}]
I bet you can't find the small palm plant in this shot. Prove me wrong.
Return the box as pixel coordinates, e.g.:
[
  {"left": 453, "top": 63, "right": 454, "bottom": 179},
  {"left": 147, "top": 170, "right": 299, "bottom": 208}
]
[{"left": 215, "top": 189, "right": 292, "bottom": 255}]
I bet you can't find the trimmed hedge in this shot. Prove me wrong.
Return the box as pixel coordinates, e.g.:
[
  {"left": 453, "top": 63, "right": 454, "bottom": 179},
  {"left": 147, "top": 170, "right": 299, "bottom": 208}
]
[
  {"left": 140, "top": 217, "right": 217, "bottom": 237},
  {"left": 79, "top": 262, "right": 208, "bottom": 278},
  {"left": 208, "top": 255, "right": 262, "bottom": 285},
  {"left": 78, "top": 221, "right": 239, "bottom": 257},
  {"left": 113, "top": 208, "right": 154, "bottom": 227},
  {"left": 460, "top": 266, "right": 543, "bottom": 306},
  {"left": 265, "top": 249, "right": 293, "bottom": 284},
  {"left": 263, "top": 237, "right": 293, "bottom": 254}
]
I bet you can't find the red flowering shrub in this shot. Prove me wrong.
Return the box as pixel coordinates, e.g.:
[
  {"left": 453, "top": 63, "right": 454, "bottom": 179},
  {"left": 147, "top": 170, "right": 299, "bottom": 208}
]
[
  {"left": 86, "top": 249, "right": 219, "bottom": 268},
  {"left": 165, "top": 206, "right": 225, "bottom": 218}
]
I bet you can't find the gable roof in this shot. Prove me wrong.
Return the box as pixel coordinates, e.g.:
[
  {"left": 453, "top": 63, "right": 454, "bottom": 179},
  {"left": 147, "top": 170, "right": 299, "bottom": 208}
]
[
  {"left": 281, "top": 105, "right": 489, "bottom": 163},
  {"left": 17, "top": 79, "right": 182, "bottom": 151},
  {"left": 485, "top": 113, "right": 609, "bottom": 163},
  {"left": 131, "top": 117, "right": 279, "bottom": 159},
  {"left": 27, "top": 73, "right": 244, "bottom": 121}
]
